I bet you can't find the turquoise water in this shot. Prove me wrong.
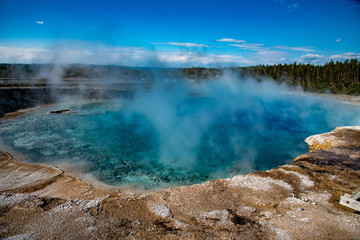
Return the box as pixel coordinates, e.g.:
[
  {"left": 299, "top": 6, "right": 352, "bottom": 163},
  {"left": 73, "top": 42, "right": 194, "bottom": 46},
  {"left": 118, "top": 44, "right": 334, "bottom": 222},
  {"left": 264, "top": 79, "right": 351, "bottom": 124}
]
[{"left": 0, "top": 80, "right": 359, "bottom": 190}]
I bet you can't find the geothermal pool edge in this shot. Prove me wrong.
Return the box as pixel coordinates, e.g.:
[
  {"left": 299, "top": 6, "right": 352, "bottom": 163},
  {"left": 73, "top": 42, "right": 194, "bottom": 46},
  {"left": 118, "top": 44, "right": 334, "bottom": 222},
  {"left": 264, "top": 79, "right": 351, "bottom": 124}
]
[
  {"left": 0, "top": 126, "right": 359, "bottom": 239},
  {"left": 1, "top": 91, "right": 360, "bottom": 190}
]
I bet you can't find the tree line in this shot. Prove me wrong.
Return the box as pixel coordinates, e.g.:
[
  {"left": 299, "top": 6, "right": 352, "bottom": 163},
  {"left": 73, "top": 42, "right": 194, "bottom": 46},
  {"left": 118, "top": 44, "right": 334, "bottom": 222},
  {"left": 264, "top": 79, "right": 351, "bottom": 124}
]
[
  {"left": 236, "top": 59, "right": 360, "bottom": 95},
  {"left": 1, "top": 59, "right": 359, "bottom": 95}
]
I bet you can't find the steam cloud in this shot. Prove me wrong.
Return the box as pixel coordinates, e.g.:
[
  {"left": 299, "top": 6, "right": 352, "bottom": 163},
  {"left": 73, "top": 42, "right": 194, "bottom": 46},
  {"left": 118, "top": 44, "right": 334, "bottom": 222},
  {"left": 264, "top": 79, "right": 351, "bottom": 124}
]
[
  {"left": 114, "top": 70, "right": 359, "bottom": 177},
  {"left": 1, "top": 49, "right": 360, "bottom": 189}
]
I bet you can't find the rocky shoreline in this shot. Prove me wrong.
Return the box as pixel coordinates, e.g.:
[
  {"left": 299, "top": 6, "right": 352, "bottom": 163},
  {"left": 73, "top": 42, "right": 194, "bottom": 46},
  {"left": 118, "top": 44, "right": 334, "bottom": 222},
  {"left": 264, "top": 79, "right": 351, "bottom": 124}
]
[{"left": 0, "top": 126, "right": 359, "bottom": 239}]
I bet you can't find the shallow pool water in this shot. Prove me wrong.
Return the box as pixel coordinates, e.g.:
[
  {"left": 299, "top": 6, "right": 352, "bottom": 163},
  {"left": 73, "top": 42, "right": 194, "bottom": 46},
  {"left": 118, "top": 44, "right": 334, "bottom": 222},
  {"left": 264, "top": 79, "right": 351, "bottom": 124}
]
[{"left": 1, "top": 80, "right": 359, "bottom": 190}]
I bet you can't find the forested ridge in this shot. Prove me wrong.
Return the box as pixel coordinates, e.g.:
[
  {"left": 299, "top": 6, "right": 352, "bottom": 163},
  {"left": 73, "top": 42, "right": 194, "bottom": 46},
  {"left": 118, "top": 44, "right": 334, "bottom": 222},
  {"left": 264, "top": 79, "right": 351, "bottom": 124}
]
[
  {"left": 237, "top": 59, "right": 360, "bottom": 95},
  {"left": 1, "top": 59, "right": 359, "bottom": 95},
  {"left": 181, "top": 59, "right": 360, "bottom": 95}
]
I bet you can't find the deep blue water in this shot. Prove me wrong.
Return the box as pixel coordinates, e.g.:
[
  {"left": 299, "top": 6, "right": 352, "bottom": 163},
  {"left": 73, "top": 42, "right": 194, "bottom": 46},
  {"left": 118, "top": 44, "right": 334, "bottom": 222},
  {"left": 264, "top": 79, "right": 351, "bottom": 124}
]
[{"left": 0, "top": 81, "right": 359, "bottom": 190}]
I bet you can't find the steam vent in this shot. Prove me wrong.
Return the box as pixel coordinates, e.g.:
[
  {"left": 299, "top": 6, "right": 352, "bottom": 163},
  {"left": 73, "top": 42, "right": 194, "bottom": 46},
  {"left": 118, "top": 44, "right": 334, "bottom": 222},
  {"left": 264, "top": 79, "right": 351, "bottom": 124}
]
[{"left": 0, "top": 126, "right": 359, "bottom": 239}]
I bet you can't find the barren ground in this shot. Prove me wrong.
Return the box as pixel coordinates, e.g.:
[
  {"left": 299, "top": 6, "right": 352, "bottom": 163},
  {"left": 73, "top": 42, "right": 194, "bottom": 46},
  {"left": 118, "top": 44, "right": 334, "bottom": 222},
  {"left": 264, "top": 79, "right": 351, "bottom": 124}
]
[{"left": 0, "top": 126, "right": 359, "bottom": 239}]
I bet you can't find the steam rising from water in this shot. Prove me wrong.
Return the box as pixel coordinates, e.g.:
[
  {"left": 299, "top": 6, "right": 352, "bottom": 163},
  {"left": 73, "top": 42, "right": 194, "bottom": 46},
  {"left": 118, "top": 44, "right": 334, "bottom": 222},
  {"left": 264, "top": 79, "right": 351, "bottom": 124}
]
[{"left": 0, "top": 72, "right": 359, "bottom": 189}]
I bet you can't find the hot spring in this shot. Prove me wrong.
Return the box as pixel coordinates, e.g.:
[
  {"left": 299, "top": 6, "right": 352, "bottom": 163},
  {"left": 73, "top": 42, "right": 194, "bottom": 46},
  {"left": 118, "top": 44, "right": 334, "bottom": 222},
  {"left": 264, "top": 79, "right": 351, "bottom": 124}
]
[{"left": 1, "top": 76, "right": 359, "bottom": 190}]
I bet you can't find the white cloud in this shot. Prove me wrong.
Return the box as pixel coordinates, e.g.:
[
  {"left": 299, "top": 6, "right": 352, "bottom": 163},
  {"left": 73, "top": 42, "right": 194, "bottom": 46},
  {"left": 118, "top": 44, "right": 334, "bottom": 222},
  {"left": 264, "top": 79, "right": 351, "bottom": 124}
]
[
  {"left": 1, "top": 45, "right": 359, "bottom": 67},
  {"left": 229, "top": 43, "right": 265, "bottom": 51},
  {"left": 0, "top": 46, "right": 152, "bottom": 65},
  {"left": 294, "top": 54, "right": 326, "bottom": 63},
  {"left": 274, "top": 45, "right": 315, "bottom": 52},
  {"left": 216, "top": 38, "right": 246, "bottom": 43},
  {"left": 294, "top": 52, "right": 360, "bottom": 64},
  {"left": 156, "top": 51, "right": 249, "bottom": 66},
  {"left": 0, "top": 46, "right": 248, "bottom": 67},
  {"left": 251, "top": 50, "right": 289, "bottom": 65},
  {"left": 150, "top": 42, "right": 210, "bottom": 48},
  {"left": 0, "top": 46, "right": 53, "bottom": 63},
  {"left": 336, "top": 39, "right": 341, "bottom": 43},
  {"left": 36, "top": 21, "right": 44, "bottom": 24},
  {"left": 329, "top": 52, "right": 360, "bottom": 61}
]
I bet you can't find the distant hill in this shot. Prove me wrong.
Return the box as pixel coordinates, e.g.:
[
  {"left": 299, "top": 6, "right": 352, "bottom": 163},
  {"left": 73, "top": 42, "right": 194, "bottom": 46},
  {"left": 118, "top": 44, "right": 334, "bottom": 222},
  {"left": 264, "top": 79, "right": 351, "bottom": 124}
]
[{"left": 1, "top": 59, "right": 359, "bottom": 95}]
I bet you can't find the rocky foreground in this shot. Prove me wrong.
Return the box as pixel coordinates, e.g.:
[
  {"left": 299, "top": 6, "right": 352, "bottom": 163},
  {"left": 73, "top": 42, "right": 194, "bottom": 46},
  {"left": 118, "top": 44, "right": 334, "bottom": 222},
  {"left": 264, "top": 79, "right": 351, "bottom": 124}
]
[{"left": 0, "top": 127, "right": 360, "bottom": 239}]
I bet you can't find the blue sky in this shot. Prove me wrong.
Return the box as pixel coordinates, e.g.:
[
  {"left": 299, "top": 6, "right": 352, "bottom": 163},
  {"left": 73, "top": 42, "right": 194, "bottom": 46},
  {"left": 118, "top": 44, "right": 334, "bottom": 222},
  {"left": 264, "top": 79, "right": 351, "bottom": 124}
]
[{"left": 0, "top": 0, "right": 359, "bottom": 67}]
